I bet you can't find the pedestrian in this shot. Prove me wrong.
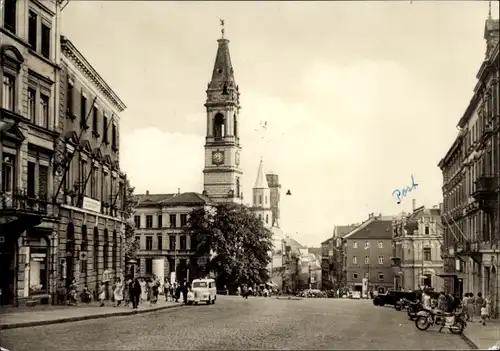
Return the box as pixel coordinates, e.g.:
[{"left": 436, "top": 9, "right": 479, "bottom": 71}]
[
  {"left": 98, "top": 282, "right": 106, "bottom": 307},
  {"left": 175, "top": 282, "right": 181, "bottom": 303},
  {"left": 422, "top": 290, "right": 431, "bottom": 309},
  {"left": 114, "top": 278, "right": 124, "bottom": 307},
  {"left": 462, "top": 293, "right": 470, "bottom": 321},
  {"left": 140, "top": 278, "right": 147, "bottom": 303},
  {"left": 151, "top": 280, "right": 159, "bottom": 305},
  {"left": 481, "top": 302, "right": 489, "bottom": 325},
  {"left": 467, "top": 293, "right": 475, "bottom": 322},
  {"left": 485, "top": 295, "right": 492, "bottom": 320},
  {"left": 131, "top": 278, "right": 142, "bottom": 309},
  {"left": 164, "top": 280, "right": 171, "bottom": 302},
  {"left": 475, "top": 292, "right": 485, "bottom": 321},
  {"left": 124, "top": 278, "right": 131, "bottom": 307},
  {"left": 183, "top": 281, "right": 189, "bottom": 304}
]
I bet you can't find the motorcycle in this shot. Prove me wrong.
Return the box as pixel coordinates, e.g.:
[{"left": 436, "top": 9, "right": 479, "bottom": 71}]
[
  {"left": 395, "top": 298, "right": 411, "bottom": 311},
  {"left": 407, "top": 301, "right": 423, "bottom": 320},
  {"left": 415, "top": 308, "right": 466, "bottom": 334}
]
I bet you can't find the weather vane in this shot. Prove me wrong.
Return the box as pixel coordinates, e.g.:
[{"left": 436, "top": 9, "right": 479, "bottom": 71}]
[
  {"left": 220, "top": 18, "right": 225, "bottom": 39},
  {"left": 488, "top": 0, "right": 492, "bottom": 18}
]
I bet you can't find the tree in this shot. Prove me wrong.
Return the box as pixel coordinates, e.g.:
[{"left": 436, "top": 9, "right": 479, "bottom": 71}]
[
  {"left": 121, "top": 176, "right": 139, "bottom": 263},
  {"left": 185, "top": 202, "right": 273, "bottom": 289}
]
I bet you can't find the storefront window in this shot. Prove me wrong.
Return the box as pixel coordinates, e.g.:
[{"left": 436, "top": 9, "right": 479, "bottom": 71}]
[{"left": 29, "top": 238, "right": 48, "bottom": 295}]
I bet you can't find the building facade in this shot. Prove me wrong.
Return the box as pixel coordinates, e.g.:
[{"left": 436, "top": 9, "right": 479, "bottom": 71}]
[
  {"left": 321, "top": 237, "right": 334, "bottom": 290},
  {"left": 438, "top": 13, "right": 499, "bottom": 317},
  {"left": 52, "top": 36, "right": 128, "bottom": 299},
  {"left": 133, "top": 191, "right": 211, "bottom": 284},
  {"left": 202, "top": 36, "right": 243, "bottom": 204},
  {"left": 0, "top": 0, "right": 63, "bottom": 306},
  {"left": 391, "top": 202, "right": 444, "bottom": 292},
  {"left": 343, "top": 214, "right": 394, "bottom": 294}
]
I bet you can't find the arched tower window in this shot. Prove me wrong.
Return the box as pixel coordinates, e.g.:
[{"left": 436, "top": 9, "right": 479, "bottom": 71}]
[
  {"left": 222, "top": 84, "right": 228, "bottom": 95},
  {"left": 236, "top": 177, "right": 240, "bottom": 197},
  {"left": 259, "top": 195, "right": 262, "bottom": 205},
  {"left": 266, "top": 214, "right": 269, "bottom": 224},
  {"left": 234, "top": 114, "right": 238, "bottom": 137},
  {"left": 213, "top": 113, "right": 225, "bottom": 138},
  {"left": 103, "top": 229, "right": 109, "bottom": 270},
  {"left": 265, "top": 196, "right": 268, "bottom": 205},
  {"left": 112, "top": 230, "right": 117, "bottom": 270},
  {"left": 93, "top": 227, "right": 99, "bottom": 273}
]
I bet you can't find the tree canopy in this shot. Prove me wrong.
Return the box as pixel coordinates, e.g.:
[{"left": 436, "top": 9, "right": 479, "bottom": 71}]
[
  {"left": 122, "top": 176, "right": 139, "bottom": 263},
  {"left": 185, "top": 202, "right": 273, "bottom": 289}
]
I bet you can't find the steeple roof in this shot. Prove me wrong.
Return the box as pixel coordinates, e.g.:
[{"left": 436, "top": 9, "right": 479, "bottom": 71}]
[
  {"left": 254, "top": 159, "right": 269, "bottom": 189},
  {"left": 209, "top": 39, "right": 235, "bottom": 89}
]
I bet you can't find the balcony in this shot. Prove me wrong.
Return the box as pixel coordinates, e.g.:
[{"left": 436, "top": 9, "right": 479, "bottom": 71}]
[
  {"left": 472, "top": 175, "right": 497, "bottom": 210},
  {"left": 455, "top": 241, "right": 482, "bottom": 264}
]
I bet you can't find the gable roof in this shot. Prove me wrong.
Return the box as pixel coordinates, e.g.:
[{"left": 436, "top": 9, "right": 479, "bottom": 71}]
[
  {"left": 159, "top": 192, "right": 211, "bottom": 206},
  {"left": 344, "top": 219, "right": 393, "bottom": 240},
  {"left": 334, "top": 224, "right": 359, "bottom": 238}
]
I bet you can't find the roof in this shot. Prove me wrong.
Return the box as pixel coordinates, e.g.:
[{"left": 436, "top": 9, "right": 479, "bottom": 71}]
[
  {"left": 135, "top": 192, "right": 210, "bottom": 207},
  {"left": 321, "top": 237, "right": 333, "bottom": 246},
  {"left": 209, "top": 38, "right": 235, "bottom": 88},
  {"left": 254, "top": 160, "right": 269, "bottom": 189},
  {"left": 60, "top": 36, "right": 126, "bottom": 112},
  {"left": 343, "top": 218, "right": 393, "bottom": 240},
  {"left": 284, "top": 237, "right": 305, "bottom": 250},
  {"left": 334, "top": 225, "right": 359, "bottom": 238}
]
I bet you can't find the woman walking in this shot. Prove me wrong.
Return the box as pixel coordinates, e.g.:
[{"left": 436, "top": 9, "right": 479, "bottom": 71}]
[
  {"left": 98, "top": 282, "right": 106, "bottom": 307},
  {"left": 462, "top": 293, "right": 470, "bottom": 321},
  {"left": 475, "top": 292, "right": 485, "bottom": 322},
  {"left": 131, "top": 278, "right": 142, "bottom": 309},
  {"left": 114, "top": 278, "right": 124, "bottom": 307},
  {"left": 123, "top": 278, "right": 132, "bottom": 307},
  {"left": 467, "top": 293, "right": 475, "bottom": 322},
  {"left": 140, "top": 278, "right": 148, "bottom": 303}
]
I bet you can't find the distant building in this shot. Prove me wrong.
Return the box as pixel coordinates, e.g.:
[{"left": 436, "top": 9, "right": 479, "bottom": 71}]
[
  {"left": 391, "top": 201, "right": 444, "bottom": 292},
  {"left": 343, "top": 214, "right": 394, "bottom": 293}
]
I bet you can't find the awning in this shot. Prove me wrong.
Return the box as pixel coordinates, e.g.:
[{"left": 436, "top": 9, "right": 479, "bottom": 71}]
[{"left": 437, "top": 273, "right": 464, "bottom": 279}]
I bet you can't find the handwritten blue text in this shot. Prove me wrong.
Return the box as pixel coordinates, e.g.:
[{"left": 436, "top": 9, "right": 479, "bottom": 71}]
[{"left": 392, "top": 174, "right": 419, "bottom": 205}]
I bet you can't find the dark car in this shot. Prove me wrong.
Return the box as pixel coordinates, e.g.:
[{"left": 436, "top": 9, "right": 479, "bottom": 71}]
[{"left": 373, "top": 291, "right": 418, "bottom": 307}]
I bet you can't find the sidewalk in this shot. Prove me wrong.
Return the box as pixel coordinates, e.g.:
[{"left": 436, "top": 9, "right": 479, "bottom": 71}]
[
  {"left": 0, "top": 298, "right": 183, "bottom": 330},
  {"left": 461, "top": 319, "right": 500, "bottom": 350}
]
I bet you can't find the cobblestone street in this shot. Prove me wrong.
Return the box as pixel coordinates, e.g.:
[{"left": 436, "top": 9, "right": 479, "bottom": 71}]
[{"left": 0, "top": 297, "right": 470, "bottom": 350}]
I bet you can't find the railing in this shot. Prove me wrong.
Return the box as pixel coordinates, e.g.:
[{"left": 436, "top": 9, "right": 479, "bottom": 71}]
[
  {"left": 474, "top": 175, "right": 496, "bottom": 194},
  {"left": 0, "top": 188, "right": 49, "bottom": 215}
]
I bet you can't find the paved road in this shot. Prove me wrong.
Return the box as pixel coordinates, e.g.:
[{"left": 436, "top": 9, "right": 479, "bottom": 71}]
[{"left": 1, "top": 296, "right": 469, "bottom": 350}]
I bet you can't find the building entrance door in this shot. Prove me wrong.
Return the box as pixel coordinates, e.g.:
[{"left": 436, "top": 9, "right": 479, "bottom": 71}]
[{"left": 0, "top": 243, "right": 16, "bottom": 305}]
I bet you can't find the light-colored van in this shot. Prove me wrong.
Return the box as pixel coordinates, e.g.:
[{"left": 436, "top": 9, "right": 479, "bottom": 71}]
[{"left": 187, "top": 278, "right": 217, "bottom": 305}]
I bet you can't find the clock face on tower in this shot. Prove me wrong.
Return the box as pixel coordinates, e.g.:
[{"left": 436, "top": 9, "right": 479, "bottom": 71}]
[
  {"left": 212, "top": 151, "right": 224, "bottom": 165},
  {"left": 235, "top": 151, "right": 240, "bottom": 166}
]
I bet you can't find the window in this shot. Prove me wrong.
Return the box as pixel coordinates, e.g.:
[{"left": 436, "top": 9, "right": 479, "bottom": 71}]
[
  {"left": 103, "top": 229, "right": 109, "bottom": 269},
  {"left": 157, "top": 235, "right": 162, "bottom": 250},
  {"left": 94, "top": 228, "right": 99, "bottom": 272},
  {"left": 180, "top": 214, "right": 187, "bottom": 227},
  {"left": 352, "top": 241, "right": 358, "bottom": 249},
  {"left": 27, "top": 162, "right": 36, "bottom": 197},
  {"left": 378, "top": 241, "right": 383, "bottom": 249},
  {"left": 38, "top": 165, "right": 48, "bottom": 201},
  {"left": 352, "top": 256, "right": 358, "bottom": 265},
  {"left": 364, "top": 241, "right": 370, "bottom": 249},
  {"left": 40, "top": 94, "right": 49, "bottom": 128},
  {"left": 80, "top": 226, "right": 88, "bottom": 274},
  {"left": 259, "top": 195, "right": 262, "bottom": 204},
  {"left": 146, "top": 215, "right": 153, "bottom": 228},
  {"left": 134, "top": 216, "right": 140, "bottom": 228},
  {"left": 378, "top": 273, "right": 384, "bottom": 281},
  {"left": 169, "top": 235, "right": 176, "bottom": 250},
  {"left": 90, "top": 166, "right": 97, "bottom": 199},
  {"left": 364, "top": 256, "right": 369, "bottom": 264},
  {"left": 135, "top": 236, "right": 140, "bottom": 248},
  {"left": 158, "top": 215, "right": 162, "bottom": 228},
  {"left": 146, "top": 236, "right": 153, "bottom": 250},
  {"left": 180, "top": 236, "right": 187, "bottom": 250},
  {"left": 103, "top": 115, "right": 108, "bottom": 142},
  {"left": 80, "top": 92, "right": 87, "bottom": 126},
  {"left": 170, "top": 214, "right": 177, "bottom": 228},
  {"left": 168, "top": 258, "right": 175, "bottom": 273},
  {"left": 3, "top": 0, "right": 17, "bottom": 33},
  {"left": 67, "top": 82, "right": 73, "bottom": 116},
  {"left": 1, "top": 154, "right": 15, "bottom": 192},
  {"left": 112, "top": 124, "right": 117, "bottom": 150},
  {"left": 2, "top": 75, "right": 15, "bottom": 111},
  {"left": 353, "top": 273, "right": 358, "bottom": 279},
  {"left": 265, "top": 196, "right": 268, "bottom": 204},
  {"left": 266, "top": 214, "right": 269, "bottom": 224},
  {"left": 28, "top": 238, "right": 49, "bottom": 296},
  {"left": 145, "top": 258, "right": 153, "bottom": 274},
  {"left": 41, "top": 23, "right": 51, "bottom": 59},
  {"left": 28, "top": 88, "right": 36, "bottom": 122},
  {"left": 423, "top": 247, "right": 431, "bottom": 261},
  {"left": 92, "top": 106, "right": 99, "bottom": 136},
  {"left": 28, "top": 11, "right": 37, "bottom": 50},
  {"left": 378, "top": 256, "right": 384, "bottom": 264},
  {"left": 425, "top": 226, "right": 430, "bottom": 235},
  {"left": 112, "top": 231, "right": 117, "bottom": 270}
]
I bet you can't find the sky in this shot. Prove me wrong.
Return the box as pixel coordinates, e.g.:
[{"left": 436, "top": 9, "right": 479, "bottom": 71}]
[{"left": 61, "top": 1, "right": 497, "bottom": 247}]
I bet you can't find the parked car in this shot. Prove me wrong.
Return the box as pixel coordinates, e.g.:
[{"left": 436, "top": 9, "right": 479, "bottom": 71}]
[{"left": 373, "top": 291, "right": 418, "bottom": 307}]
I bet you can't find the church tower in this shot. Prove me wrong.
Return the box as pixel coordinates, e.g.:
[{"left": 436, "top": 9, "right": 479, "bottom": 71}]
[
  {"left": 252, "top": 160, "right": 273, "bottom": 228},
  {"left": 203, "top": 30, "right": 243, "bottom": 203}
]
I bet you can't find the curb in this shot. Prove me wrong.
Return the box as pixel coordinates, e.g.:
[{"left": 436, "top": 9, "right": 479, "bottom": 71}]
[
  {"left": 0, "top": 304, "right": 184, "bottom": 331},
  {"left": 460, "top": 332, "right": 479, "bottom": 350}
]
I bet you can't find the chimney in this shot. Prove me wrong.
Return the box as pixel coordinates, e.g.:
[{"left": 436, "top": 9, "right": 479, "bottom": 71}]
[
  {"left": 412, "top": 199, "right": 416, "bottom": 212},
  {"left": 146, "top": 190, "right": 149, "bottom": 195},
  {"left": 178, "top": 188, "right": 180, "bottom": 195}
]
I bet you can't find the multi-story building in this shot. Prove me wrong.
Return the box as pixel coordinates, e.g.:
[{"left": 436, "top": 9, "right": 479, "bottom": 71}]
[
  {"left": 321, "top": 237, "right": 335, "bottom": 290},
  {"left": 51, "top": 36, "right": 128, "bottom": 299},
  {"left": 0, "top": 0, "right": 63, "bottom": 306},
  {"left": 391, "top": 201, "right": 444, "bottom": 292},
  {"left": 133, "top": 191, "right": 211, "bottom": 284},
  {"left": 438, "top": 11, "right": 499, "bottom": 317},
  {"left": 343, "top": 214, "right": 394, "bottom": 294}
]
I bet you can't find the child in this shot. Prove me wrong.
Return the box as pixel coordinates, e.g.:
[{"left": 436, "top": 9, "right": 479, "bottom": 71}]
[
  {"left": 481, "top": 304, "right": 489, "bottom": 326},
  {"left": 99, "top": 282, "right": 106, "bottom": 307}
]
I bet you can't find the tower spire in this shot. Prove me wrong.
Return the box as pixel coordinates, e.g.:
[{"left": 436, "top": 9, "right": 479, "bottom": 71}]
[
  {"left": 488, "top": 1, "right": 492, "bottom": 19},
  {"left": 220, "top": 18, "right": 225, "bottom": 39}
]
